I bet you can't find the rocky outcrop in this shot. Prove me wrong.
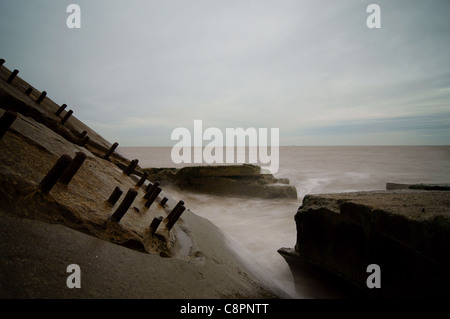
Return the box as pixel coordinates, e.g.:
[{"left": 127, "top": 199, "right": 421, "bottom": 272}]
[
  {"left": 279, "top": 190, "right": 450, "bottom": 299},
  {"left": 145, "top": 165, "right": 298, "bottom": 199}
]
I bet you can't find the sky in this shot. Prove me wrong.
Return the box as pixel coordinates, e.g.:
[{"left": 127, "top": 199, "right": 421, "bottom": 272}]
[{"left": 0, "top": 0, "right": 449, "bottom": 146}]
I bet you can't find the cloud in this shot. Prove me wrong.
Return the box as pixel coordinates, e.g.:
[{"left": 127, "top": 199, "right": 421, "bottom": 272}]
[{"left": 0, "top": 0, "right": 449, "bottom": 146}]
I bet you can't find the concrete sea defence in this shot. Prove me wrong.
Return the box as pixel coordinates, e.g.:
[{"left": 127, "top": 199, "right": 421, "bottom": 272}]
[
  {"left": 144, "top": 165, "right": 298, "bottom": 199},
  {"left": 0, "top": 60, "right": 287, "bottom": 298},
  {"left": 279, "top": 188, "right": 450, "bottom": 299}
]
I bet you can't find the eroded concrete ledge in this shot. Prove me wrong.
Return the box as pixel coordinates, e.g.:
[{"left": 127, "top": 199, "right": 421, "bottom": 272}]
[
  {"left": 386, "top": 182, "right": 450, "bottom": 191},
  {"left": 144, "top": 165, "right": 298, "bottom": 199},
  {"left": 279, "top": 190, "right": 450, "bottom": 299}
]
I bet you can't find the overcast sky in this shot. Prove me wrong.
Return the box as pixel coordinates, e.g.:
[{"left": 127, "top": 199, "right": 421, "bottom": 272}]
[{"left": 1, "top": 0, "right": 449, "bottom": 146}]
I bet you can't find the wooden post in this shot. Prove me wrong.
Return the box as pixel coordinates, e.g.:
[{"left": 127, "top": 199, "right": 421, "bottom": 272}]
[
  {"left": 59, "top": 152, "right": 87, "bottom": 185},
  {"left": 166, "top": 205, "right": 186, "bottom": 231},
  {"left": 103, "top": 142, "right": 118, "bottom": 160},
  {"left": 0, "top": 110, "right": 17, "bottom": 139},
  {"left": 36, "top": 91, "right": 47, "bottom": 105},
  {"left": 144, "top": 186, "right": 162, "bottom": 208},
  {"left": 123, "top": 159, "right": 138, "bottom": 176},
  {"left": 149, "top": 216, "right": 163, "bottom": 235},
  {"left": 144, "top": 181, "right": 159, "bottom": 199},
  {"left": 136, "top": 171, "right": 148, "bottom": 187},
  {"left": 110, "top": 188, "right": 138, "bottom": 223},
  {"left": 6, "top": 69, "right": 19, "bottom": 84},
  {"left": 79, "top": 135, "right": 89, "bottom": 147},
  {"left": 79, "top": 130, "right": 87, "bottom": 139},
  {"left": 145, "top": 181, "right": 153, "bottom": 193},
  {"left": 159, "top": 197, "right": 168, "bottom": 207},
  {"left": 55, "top": 104, "right": 67, "bottom": 116},
  {"left": 39, "top": 154, "right": 72, "bottom": 193},
  {"left": 167, "top": 200, "right": 184, "bottom": 221},
  {"left": 61, "top": 110, "right": 73, "bottom": 125},
  {"left": 107, "top": 186, "right": 123, "bottom": 206}
]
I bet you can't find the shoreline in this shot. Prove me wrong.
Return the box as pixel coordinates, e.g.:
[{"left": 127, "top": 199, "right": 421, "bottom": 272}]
[
  {"left": 2, "top": 61, "right": 449, "bottom": 299},
  {"left": 0, "top": 63, "right": 289, "bottom": 299}
]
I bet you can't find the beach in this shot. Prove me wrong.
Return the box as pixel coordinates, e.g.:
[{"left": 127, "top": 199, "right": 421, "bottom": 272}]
[
  {"left": 1, "top": 60, "right": 449, "bottom": 300},
  {"left": 0, "top": 64, "right": 288, "bottom": 299}
]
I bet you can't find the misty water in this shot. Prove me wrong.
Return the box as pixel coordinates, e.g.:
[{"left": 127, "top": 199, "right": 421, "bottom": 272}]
[{"left": 119, "top": 146, "right": 450, "bottom": 298}]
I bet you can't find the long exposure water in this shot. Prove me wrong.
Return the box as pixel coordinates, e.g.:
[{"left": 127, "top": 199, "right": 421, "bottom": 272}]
[{"left": 119, "top": 146, "right": 450, "bottom": 298}]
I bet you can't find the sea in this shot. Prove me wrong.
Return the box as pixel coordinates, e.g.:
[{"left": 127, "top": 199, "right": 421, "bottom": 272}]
[{"left": 119, "top": 146, "right": 450, "bottom": 298}]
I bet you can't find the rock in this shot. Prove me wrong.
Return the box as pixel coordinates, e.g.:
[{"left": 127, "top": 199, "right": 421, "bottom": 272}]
[
  {"left": 279, "top": 190, "right": 450, "bottom": 299},
  {"left": 144, "top": 164, "right": 298, "bottom": 199}
]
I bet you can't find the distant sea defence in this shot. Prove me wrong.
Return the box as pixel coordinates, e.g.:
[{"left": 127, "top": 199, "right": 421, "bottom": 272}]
[{"left": 120, "top": 145, "right": 450, "bottom": 195}]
